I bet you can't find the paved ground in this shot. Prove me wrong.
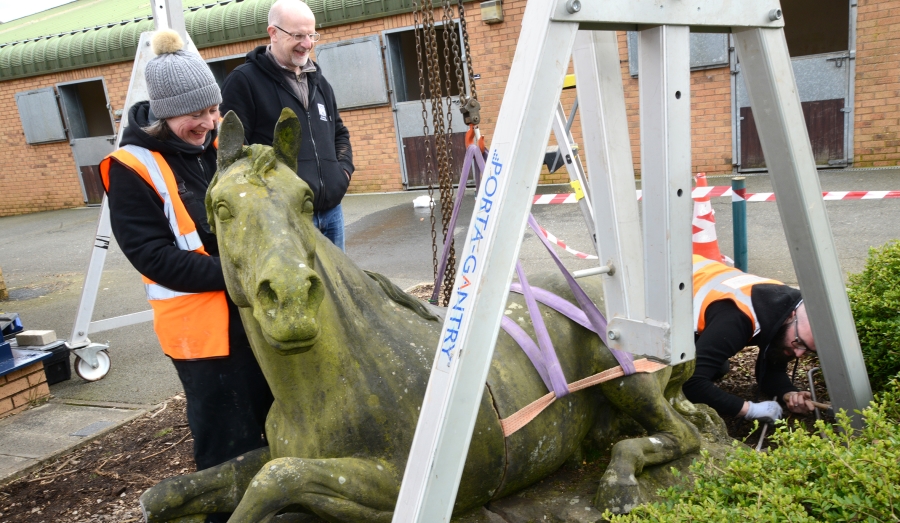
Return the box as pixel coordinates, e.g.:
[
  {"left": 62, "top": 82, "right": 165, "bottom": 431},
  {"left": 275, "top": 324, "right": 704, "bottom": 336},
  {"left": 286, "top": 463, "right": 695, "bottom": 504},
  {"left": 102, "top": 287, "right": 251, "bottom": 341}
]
[
  {"left": 0, "top": 400, "right": 146, "bottom": 482},
  {"left": 0, "top": 167, "right": 897, "bottom": 483}
]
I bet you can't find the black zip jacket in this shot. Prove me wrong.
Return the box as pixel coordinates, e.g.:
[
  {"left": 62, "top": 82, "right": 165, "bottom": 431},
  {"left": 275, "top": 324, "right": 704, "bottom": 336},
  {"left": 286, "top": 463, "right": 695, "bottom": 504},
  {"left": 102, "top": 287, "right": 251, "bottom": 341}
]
[
  {"left": 105, "top": 102, "right": 249, "bottom": 355},
  {"left": 220, "top": 46, "right": 354, "bottom": 211},
  {"left": 683, "top": 283, "right": 803, "bottom": 417}
]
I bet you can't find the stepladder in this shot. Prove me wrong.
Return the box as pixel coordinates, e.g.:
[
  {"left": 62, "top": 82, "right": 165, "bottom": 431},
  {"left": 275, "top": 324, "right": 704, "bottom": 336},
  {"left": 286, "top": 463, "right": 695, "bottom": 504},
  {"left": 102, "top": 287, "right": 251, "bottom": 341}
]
[
  {"left": 393, "top": 1, "right": 872, "bottom": 521},
  {"left": 549, "top": 87, "right": 596, "bottom": 248},
  {"left": 66, "top": 0, "right": 197, "bottom": 381}
]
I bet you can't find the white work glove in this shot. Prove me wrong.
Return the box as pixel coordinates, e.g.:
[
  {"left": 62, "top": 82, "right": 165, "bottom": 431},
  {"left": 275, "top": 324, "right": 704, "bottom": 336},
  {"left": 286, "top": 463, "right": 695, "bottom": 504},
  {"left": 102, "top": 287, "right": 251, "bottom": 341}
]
[{"left": 744, "top": 400, "right": 783, "bottom": 424}]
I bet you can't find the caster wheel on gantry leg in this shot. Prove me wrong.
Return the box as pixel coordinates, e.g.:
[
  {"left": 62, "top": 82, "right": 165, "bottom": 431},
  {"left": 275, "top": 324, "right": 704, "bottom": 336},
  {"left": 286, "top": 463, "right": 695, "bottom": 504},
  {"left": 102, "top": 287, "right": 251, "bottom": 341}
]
[{"left": 74, "top": 350, "right": 111, "bottom": 381}]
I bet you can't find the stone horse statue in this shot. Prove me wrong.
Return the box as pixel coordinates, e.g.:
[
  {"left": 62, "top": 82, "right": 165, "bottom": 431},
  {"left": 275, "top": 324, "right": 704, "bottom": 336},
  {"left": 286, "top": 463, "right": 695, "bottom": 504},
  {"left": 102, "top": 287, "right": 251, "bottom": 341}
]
[{"left": 140, "top": 109, "right": 715, "bottom": 522}]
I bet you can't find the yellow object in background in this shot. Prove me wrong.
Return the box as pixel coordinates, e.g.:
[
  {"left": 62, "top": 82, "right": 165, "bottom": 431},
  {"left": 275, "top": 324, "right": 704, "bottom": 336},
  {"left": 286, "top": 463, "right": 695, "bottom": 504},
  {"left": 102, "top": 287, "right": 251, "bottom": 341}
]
[{"left": 570, "top": 180, "right": 584, "bottom": 200}]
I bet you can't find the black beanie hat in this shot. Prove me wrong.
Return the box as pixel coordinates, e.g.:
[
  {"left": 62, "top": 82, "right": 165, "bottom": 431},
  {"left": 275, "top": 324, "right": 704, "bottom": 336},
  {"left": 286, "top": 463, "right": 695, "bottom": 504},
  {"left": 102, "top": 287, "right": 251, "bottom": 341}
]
[{"left": 752, "top": 283, "right": 803, "bottom": 357}]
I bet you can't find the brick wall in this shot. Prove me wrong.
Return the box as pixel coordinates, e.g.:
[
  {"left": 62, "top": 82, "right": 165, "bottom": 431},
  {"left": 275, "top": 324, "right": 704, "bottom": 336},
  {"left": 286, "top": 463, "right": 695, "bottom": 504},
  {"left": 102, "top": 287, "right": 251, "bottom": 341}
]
[
  {"left": 9, "top": 1, "right": 900, "bottom": 217},
  {"left": 854, "top": 0, "right": 900, "bottom": 166},
  {"left": 0, "top": 2, "right": 534, "bottom": 213},
  {"left": 0, "top": 62, "right": 133, "bottom": 218},
  {"left": 616, "top": 33, "right": 734, "bottom": 177},
  {"left": 686, "top": 67, "right": 735, "bottom": 174},
  {"left": 323, "top": 2, "right": 536, "bottom": 192},
  {"left": 0, "top": 362, "right": 50, "bottom": 419}
]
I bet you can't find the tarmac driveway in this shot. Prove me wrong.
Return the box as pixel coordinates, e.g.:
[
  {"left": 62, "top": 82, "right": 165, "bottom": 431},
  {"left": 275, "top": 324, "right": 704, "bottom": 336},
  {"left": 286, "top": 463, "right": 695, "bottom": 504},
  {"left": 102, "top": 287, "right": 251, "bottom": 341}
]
[{"left": 0, "top": 168, "right": 898, "bottom": 407}]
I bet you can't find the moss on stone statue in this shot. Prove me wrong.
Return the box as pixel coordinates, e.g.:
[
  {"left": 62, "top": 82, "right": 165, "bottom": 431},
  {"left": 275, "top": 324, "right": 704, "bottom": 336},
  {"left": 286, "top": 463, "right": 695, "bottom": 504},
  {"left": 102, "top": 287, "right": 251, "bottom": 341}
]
[{"left": 140, "top": 109, "right": 720, "bottom": 522}]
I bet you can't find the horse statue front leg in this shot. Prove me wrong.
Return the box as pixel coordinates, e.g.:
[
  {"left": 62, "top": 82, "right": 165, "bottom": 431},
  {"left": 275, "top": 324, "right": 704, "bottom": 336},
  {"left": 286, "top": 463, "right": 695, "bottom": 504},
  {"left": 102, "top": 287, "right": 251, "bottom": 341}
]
[
  {"left": 594, "top": 368, "right": 702, "bottom": 514},
  {"left": 228, "top": 457, "right": 399, "bottom": 522},
  {"left": 141, "top": 447, "right": 271, "bottom": 522},
  {"left": 664, "top": 360, "right": 730, "bottom": 439}
]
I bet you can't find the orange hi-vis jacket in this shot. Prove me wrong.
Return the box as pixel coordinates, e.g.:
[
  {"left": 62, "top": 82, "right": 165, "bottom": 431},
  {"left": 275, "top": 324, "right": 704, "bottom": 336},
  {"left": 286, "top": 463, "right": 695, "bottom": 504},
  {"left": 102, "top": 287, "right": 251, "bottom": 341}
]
[
  {"left": 692, "top": 254, "right": 783, "bottom": 337},
  {"left": 100, "top": 145, "right": 230, "bottom": 360}
]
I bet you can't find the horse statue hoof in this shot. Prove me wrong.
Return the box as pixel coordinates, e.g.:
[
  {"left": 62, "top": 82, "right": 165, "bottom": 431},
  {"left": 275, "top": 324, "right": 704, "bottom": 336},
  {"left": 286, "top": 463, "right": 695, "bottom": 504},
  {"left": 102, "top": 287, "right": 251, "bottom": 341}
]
[{"left": 593, "top": 473, "right": 646, "bottom": 515}]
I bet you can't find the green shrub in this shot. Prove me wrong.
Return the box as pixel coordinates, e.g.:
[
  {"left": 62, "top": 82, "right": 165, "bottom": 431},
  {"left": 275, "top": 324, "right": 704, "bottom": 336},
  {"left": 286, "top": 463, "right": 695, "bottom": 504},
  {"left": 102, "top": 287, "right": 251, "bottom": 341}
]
[
  {"left": 606, "top": 378, "right": 900, "bottom": 522},
  {"left": 847, "top": 240, "right": 900, "bottom": 393}
]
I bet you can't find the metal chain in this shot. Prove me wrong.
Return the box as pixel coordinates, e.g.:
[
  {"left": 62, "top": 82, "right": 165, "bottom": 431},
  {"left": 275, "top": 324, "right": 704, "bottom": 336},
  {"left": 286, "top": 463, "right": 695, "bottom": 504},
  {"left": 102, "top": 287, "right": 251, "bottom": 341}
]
[
  {"left": 457, "top": 0, "right": 477, "bottom": 101},
  {"left": 419, "top": 0, "right": 452, "bottom": 305},
  {"left": 424, "top": 0, "right": 457, "bottom": 305},
  {"left": 454, "top": 0, "right": 480, "bottom": 126},
  {"left": 413, "top": 0, "right": 439, "bottom": 290},
  {"left": 438, "top": 1, "right": 460, "bottom": 301},
  {"left": 413, "top": 0, "right": 475, "bottom": 305},
  {"left": 445, "top": 1, "right": 466, "bottom": 106}
]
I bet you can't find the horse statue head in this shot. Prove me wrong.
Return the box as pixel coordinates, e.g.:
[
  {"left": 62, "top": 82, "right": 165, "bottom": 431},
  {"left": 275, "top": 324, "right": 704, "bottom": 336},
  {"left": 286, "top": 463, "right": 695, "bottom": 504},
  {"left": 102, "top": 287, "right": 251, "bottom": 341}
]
[{"left": 206, "top": 109, "right": 325, "bottom": 354}]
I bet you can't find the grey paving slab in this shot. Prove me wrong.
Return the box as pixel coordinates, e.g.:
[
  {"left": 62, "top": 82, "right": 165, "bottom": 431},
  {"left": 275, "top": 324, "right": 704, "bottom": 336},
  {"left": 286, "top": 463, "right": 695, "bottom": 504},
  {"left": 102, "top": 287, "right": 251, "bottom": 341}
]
[
  {"left": 0, "top": 401, "right": 147, "bottom": 483},
  {"left": 0, "top": 455, "right": 37, "bottom": 482},
  {"left": 342, "top": 185, "right": 599, "bottom": 292}
]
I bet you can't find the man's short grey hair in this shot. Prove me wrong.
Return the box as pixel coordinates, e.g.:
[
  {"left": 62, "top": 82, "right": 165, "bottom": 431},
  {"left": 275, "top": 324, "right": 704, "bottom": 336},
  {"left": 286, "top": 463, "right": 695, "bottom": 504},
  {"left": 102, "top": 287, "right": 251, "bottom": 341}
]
[{"left": 268, "top": 0, "right": 315, "bottom": 27}]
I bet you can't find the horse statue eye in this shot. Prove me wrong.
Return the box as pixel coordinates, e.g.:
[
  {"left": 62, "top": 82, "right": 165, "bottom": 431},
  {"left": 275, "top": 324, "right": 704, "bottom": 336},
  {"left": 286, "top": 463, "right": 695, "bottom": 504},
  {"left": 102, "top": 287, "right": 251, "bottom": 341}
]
[
  {"left": 302, "top": 200, "right": 314, "bottom": 214},
  {"left": 216, "top": 204, "right": 233, "bottom": 221}
]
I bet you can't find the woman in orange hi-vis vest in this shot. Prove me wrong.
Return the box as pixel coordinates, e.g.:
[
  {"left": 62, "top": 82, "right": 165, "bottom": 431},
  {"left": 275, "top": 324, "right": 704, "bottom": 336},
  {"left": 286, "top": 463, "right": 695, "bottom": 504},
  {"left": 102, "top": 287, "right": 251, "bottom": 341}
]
[
  {"left": 683, "top": 255, "right": 818, "bottom": 423},
  {"left": 101, "top": 30, "right": 273, "bottom": 488}
]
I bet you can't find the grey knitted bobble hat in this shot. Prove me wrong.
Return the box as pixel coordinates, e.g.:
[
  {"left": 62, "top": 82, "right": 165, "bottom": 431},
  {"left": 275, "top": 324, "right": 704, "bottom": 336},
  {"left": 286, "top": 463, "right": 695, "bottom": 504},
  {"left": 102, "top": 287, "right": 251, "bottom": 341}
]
[{"left": 145, "top": 30, "right": 222, "bottom": 119}]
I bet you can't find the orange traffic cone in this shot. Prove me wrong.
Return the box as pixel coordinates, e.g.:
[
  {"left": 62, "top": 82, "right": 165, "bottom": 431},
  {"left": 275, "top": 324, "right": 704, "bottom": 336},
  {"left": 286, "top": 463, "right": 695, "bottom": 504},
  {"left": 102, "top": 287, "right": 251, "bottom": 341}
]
[{"left": 692, "top": 173, "right": 729, "bottom": 264}]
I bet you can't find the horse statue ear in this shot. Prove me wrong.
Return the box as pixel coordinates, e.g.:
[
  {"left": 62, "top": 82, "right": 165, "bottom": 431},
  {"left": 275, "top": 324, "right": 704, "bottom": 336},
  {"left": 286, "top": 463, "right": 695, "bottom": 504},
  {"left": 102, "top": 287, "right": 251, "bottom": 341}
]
[
  {"left": 273, "top": 107, "right": 302, "bottom": 174},
  {"left": 218, "top": 111, "right": 245, "bottom": 172}
]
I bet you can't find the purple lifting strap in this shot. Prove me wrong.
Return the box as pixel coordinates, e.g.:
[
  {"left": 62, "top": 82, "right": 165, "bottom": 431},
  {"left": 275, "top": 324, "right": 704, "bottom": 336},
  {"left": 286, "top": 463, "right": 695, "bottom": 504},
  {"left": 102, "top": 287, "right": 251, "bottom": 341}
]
[
  {"left": 508, "top": 283, "right": 604, "bottom": 342},
  {"left": 526, "top": 214, "right": 636, "bottom": 376},
  {"left": 431, "top": 145, "right": 487, "bottom": 303},
  {"left": 500, "top": 316, "right": 553, "bottom": 392},
  {"left": 514, "top": 261, "right": 570, "bottom": 398}
]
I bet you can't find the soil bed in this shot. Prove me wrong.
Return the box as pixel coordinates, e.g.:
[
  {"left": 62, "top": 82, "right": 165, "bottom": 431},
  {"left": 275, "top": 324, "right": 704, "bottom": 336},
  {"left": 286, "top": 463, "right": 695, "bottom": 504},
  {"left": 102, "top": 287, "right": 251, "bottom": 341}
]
[
  {"left": 0, "top": 285, "right": 832, "bottom": 522},
  {"left": 0, "top": 396, "right": 194, "bottom": 523},
  {"left": 717, "top": 345, "right": 831, "bottom": 449}
]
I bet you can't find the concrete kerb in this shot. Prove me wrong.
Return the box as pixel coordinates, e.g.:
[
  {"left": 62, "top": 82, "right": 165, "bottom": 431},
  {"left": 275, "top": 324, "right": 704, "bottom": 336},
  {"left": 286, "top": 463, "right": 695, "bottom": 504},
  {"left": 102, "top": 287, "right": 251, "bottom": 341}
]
[{"left": 0, "top": 397, "right": 158, "bottom": 487}]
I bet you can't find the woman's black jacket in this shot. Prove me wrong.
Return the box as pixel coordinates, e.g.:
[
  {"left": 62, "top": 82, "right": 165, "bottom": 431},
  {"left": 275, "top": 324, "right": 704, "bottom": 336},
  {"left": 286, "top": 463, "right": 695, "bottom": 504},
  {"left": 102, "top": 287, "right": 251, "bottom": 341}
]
[{"left": 105, "top": 102, "right": 248, "bottom": 353}]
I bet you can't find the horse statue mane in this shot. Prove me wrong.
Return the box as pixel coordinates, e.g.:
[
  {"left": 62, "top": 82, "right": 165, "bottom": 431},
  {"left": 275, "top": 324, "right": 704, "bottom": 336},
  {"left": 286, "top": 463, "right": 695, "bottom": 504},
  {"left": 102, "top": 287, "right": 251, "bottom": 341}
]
[{"left": 140, "top": 108, "right": 726, "bottom": 522}]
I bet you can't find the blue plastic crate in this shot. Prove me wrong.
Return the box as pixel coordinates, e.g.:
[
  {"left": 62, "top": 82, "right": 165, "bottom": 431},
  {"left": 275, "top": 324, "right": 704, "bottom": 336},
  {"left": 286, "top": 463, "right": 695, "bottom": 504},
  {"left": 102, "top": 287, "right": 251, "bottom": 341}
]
[{"left": 1, "top": 313, "right": 24, "bottom": 341}]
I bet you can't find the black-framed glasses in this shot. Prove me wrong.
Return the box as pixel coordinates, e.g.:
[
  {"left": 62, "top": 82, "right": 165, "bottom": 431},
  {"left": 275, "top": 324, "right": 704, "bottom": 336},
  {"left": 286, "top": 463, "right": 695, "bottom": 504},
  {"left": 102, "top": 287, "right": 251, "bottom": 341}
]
[
  {"left": 274, "top": 25, "right": 320, "bottom": 43},
  {"left": 791, "top": 316, "right": 812, "bottom": 354}
]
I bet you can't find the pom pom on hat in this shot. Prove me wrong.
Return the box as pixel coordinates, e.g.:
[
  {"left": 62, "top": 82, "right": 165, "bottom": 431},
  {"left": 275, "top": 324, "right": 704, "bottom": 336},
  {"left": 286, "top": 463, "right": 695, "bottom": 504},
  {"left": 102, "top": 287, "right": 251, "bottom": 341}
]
[
  {"left": 144, "top": 30, "right": 222, "bottom": 119},
  {"left": 151, "top": 29, "right": 185, "bottom": 56}
]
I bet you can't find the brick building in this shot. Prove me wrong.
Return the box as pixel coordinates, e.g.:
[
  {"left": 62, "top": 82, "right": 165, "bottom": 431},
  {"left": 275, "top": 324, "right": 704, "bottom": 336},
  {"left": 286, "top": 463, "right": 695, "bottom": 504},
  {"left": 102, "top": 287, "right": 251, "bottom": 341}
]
[{"left": 0, "top": 0, "right": 891, "bottom": 217}]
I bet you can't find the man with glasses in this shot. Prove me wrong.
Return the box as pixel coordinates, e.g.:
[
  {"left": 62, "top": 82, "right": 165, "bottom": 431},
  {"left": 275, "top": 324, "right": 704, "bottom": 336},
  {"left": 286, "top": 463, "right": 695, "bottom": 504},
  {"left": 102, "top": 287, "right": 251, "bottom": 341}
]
[
  {"left": 221, "top": 0, "right": 354, "bottom": 250},
  {"left": 683, "top": 255, "right": 818, "bottom": 423}
]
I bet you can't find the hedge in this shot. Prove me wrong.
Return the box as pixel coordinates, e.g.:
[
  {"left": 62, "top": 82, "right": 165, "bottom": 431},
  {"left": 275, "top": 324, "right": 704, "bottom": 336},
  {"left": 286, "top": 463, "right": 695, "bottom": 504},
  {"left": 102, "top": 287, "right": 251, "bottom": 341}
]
[
  {"left": 848, "top": 240, "right": 900, "bottom": 393},
  {"left": 606, "top": 376, "right": 900, "bottom": 522}
]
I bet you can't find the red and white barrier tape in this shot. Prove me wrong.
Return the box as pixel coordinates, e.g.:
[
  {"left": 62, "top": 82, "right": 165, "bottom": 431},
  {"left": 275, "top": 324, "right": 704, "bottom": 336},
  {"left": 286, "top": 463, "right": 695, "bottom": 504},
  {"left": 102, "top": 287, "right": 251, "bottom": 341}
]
[
  {"left": 530, "top": 186, "right": 899, "bottom": 259},
  {"left": 532, "top": 187, "right": 900, "bottom": 204},
  {"left": 535, "top": 224, "right": 597, "bottom": 260}
]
